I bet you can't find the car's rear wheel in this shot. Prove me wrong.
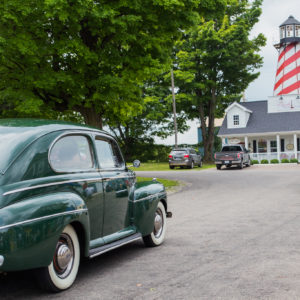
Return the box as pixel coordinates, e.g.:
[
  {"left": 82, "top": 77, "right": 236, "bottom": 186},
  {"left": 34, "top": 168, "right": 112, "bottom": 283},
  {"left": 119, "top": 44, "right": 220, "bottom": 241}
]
[
  {"left": 143, "top": 201, "right": 167, "bottom": 247},
  {"left": 198, "top": 160, "right": 203, "bottom": 168},
  {"left": 239, "top": 161, "right": 243, "bottom": 169},
  {"left": 35, "top": 224, "right": 80, "bottom": 292},
  {"left": 188, "top": 161, "right": 194, "bottom": 169},
  {"left": 169, "top": 165, "right": 175, "bottom": 169}
]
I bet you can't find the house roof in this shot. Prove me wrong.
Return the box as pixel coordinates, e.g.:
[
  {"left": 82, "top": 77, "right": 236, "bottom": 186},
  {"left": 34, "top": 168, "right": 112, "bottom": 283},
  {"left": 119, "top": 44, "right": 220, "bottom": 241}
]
[
  {"left": 225, "top": 102, "right": 252, "bottom": 114},
  {"left": 218, "top": 100, "right": 300, "bottom": 136}
]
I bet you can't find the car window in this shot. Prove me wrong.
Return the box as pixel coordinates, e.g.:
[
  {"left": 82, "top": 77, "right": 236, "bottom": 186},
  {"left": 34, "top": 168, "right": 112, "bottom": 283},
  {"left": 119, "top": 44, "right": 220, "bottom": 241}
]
[
  {"left": 95, "top": 138, "right": 124, "bottom": 169},
  {"left": 49, "top": 135, "right": 93, "bottom": 172},
  {"left": 171, "top": 150, "right": 187, "bottom": 155},
  {"left": 222, "top": 146, "right": 242, "bottom": 152}
]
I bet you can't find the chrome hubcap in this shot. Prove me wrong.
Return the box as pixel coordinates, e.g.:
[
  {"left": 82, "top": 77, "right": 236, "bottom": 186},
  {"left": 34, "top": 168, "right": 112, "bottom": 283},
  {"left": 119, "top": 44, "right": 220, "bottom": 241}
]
[
  {"left": 53, "top": 233, "right": 74, "bottom": 279},
  {"left": 154, "top": 208, "right": 164, "bottom": 238}
]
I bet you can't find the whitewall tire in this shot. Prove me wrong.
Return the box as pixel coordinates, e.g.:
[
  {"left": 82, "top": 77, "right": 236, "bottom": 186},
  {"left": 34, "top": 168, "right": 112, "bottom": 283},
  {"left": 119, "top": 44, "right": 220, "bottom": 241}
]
[
  {"left": 143, "top": 201, "right": 167, "bottom": 247},
  {"left": 36, "top": 224, "right": 80, "bottom": 292}
]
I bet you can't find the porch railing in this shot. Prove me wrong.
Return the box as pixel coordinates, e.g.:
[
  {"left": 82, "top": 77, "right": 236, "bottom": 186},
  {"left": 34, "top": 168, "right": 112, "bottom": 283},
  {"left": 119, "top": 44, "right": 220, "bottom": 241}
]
[{"left": 249, "top": 152, "right": 300, "bottom": 163}]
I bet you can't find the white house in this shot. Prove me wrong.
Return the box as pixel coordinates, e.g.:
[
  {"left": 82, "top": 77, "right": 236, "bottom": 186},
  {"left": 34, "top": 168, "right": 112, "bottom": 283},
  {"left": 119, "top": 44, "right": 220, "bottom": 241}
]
[{"left": 218, "top": 15, "right": 300, "bottom": 163}]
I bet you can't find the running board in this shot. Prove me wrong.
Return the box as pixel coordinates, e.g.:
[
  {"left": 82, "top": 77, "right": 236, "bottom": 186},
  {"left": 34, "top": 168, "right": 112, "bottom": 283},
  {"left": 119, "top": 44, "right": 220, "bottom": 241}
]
[{"left": 89, "top": 233, "right": 142, "bottom": 259}]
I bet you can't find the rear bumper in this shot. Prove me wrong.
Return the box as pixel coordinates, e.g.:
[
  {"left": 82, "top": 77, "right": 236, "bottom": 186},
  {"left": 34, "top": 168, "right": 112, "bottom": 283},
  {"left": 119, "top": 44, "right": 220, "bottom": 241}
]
[
  {"left": 215, "top": 160, "right": 241, "bottom": 165},
  {"left": 169, "top": 161, "right": 190, "bottom": 166}
]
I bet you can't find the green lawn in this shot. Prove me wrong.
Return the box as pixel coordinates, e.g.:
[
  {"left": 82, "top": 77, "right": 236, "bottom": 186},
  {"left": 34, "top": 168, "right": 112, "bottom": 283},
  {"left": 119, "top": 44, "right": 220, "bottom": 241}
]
[
  {"left": 136, "top": 177, "right": 180, "bottom": 190},
  {"left": 133, "top": 162, "right": 215, "bottom": 171}
]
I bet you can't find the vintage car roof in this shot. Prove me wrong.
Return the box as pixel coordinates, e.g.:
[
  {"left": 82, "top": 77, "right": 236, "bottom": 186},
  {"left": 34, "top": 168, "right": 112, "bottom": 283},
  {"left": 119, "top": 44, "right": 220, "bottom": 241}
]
[{"left": 0, "top": 119, "right": 107, "bottom": 174}]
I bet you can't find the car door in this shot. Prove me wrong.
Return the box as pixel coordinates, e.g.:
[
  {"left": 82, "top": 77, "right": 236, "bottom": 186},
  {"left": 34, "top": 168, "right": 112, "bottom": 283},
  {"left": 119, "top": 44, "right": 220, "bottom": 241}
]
[
  {"left": 94, "top": 136, "right": 134, "bottom": 242},
  {"left": 49, "top": 133, "right": 104, "bottom": 241}
]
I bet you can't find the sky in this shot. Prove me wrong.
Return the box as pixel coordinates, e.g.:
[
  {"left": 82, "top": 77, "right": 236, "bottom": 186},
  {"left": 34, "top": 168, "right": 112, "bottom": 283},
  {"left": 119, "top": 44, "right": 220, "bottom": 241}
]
[{"left": 156, "top": 0, "right": 300, "bottom": 145}]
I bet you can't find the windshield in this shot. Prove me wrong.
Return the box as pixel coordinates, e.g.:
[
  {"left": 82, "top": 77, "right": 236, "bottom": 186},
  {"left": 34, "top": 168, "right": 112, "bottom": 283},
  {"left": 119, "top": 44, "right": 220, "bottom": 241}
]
[
  {"left": 171, "top": 150, "right": 187, "bottom": 155},
  {"left": 222, "top": 146, "right": 242, "bottom": 152}
]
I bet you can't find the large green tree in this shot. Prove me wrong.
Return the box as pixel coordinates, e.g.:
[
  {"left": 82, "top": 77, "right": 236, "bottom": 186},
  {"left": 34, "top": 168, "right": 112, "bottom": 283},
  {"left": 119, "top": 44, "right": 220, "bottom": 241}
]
[
  {"left": 0, "top": 0, "right": 226, "bottom": 128},
  {"left": 175, "top": 0, "right": 266, "bottom": 162}
]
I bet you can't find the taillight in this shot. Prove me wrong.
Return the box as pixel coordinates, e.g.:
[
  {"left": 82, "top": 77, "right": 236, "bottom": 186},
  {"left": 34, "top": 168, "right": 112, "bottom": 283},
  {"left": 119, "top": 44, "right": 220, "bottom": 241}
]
[
  {"left": 237, "top": 153, "right": 241, "bottom": 159},
  {"left": 169, "top": 155, "right": 173, "bottom": 159},
  {"left": 214, "top": 153, "right": 216, "bottom": 159},
  {"left": 184, "top": 154, "right": 189, "bottom": 158}
]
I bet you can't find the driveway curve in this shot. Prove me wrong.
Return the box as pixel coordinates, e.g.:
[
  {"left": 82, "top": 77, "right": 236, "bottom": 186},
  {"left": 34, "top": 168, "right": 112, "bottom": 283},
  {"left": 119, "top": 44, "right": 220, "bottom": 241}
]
[{"left": 2, "top": 165, "right": 300, "bottom": 299}]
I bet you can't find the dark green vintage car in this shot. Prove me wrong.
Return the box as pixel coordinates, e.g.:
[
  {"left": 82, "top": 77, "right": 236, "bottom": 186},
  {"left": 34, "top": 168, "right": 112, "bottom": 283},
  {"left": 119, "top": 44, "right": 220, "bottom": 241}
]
[{"left": 0, "top": 119, "right": 171, "bottom": 292}]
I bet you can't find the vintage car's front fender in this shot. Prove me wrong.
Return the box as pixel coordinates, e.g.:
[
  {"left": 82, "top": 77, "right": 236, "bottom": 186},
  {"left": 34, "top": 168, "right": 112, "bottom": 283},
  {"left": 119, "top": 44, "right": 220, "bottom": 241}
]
[
  {"left": 0, "top": 192, "right": 90, "bottom": 272},
  {"left": 130, "top": 181, "right": 167, "bottom": 237}
]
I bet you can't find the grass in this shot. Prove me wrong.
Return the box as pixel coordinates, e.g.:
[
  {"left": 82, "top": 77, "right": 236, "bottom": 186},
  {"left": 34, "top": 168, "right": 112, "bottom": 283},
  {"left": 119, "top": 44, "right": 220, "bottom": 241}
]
[
  {"left": 136, "top": 176, "right": 180, "bottom": 190},
  {"left": 133, "top": 162, "right": 215, "bottom": 171}
]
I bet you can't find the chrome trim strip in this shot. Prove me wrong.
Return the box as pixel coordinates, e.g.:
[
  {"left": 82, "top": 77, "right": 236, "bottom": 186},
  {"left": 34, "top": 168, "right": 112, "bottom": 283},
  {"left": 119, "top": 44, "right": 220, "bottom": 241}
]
[
  {"left": 0, "top": 209, "right": 88, "bottom": 231},
  {"left": 3, "top": 174, "right": 132, "bottom": 196},
  {"left": 0, "top": 255, "right": 4, "bottom": 267},
  {"left": 3, "top": 178, "right": 102, "bottom": 196},
  {"left": 89, "top": 235, "right": 141, "bottom": 258},
  {"left": 131, "top": 191, "right": 166, "bottom": 203}
]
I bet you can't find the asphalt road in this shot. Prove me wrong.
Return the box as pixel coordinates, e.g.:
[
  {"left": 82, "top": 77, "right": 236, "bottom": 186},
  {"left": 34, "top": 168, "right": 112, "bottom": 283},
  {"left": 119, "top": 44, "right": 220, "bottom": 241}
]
[{"left": 2, "top": 165, "right": 300, "bottom": 299}]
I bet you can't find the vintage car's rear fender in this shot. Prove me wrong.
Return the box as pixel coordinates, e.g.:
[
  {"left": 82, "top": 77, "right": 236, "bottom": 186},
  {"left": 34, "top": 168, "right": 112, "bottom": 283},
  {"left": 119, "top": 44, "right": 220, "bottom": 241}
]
[
  {"left": 131, "top": 181, "right": 167, "bottom": 236},
  {"left": 0, "top": 192, "right": 90, "bottom": 272}
]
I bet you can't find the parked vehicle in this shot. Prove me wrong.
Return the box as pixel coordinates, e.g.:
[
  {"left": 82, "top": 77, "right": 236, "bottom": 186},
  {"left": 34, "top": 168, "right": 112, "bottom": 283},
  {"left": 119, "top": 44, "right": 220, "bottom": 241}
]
[
  {"left": 214, "top": 144, "right": 251, "bottom": 170},
  {"left": 169, "top": 148, "right": 202, "bottom": 169},
  {"left": 0, "top": 119, "right": 172, "bottom": 292}
]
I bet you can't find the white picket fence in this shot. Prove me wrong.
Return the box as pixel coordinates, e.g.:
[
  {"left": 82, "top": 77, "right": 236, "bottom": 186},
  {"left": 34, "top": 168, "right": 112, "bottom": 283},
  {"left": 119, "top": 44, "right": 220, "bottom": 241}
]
[{"left": 249, "top": 152, "right": 300, "bottom": 162}]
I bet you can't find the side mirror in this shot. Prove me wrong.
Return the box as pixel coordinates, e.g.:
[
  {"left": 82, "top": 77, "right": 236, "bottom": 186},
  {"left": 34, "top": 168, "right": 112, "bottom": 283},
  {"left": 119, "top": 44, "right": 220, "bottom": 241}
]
[{"left": 133, "top": 160, "right": 141, "bottom": 168}]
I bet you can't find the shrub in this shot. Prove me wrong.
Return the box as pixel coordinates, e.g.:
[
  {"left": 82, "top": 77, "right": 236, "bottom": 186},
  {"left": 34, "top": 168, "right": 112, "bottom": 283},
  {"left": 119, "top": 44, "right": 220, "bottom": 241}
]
[
  {"left": 251, "top": 160, "right": 259, "bottom": 165},
  {"left": 261, "top": 159, "right": 269, "bottom": 164},
  {"left": 290, "top": 158, "right": 298, "bottom": 163},
  {"left": 270, "top": 159, "right": 279, "bottom": 164},
  {"left": 281, "top": 158, "right": 290, "bottom": 163}
]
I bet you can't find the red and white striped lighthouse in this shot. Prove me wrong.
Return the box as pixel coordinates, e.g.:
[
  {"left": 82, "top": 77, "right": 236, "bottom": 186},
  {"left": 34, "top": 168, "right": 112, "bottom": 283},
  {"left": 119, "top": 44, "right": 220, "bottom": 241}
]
[{"left": 274, "top": 16, "right": 300, "bottom": 96}]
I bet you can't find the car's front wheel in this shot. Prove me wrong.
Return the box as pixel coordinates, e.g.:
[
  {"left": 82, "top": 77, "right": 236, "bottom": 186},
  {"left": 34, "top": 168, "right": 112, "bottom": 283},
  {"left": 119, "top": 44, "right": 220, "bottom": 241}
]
[
  {"left": 143, "top": 201, "right": 167, "bottom": 247},
  {"left": 36, "top": 224, "right": 80, "bottom": 292}
]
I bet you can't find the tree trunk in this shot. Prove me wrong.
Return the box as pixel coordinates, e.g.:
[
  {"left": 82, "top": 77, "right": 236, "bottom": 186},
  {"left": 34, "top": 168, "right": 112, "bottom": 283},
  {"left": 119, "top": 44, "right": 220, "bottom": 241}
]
[
  {"left": 80, "top": 107, "right": 103, "bottom": 129},
  {"left": 197, "top": 88, "right": 217, "bottom": 163}
]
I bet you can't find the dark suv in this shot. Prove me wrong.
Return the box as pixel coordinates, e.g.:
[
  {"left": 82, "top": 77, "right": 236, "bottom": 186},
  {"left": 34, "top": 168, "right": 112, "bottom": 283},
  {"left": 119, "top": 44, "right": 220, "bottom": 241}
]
[{"left": 169, "top": 148, "right": 202, "bottom": 169}]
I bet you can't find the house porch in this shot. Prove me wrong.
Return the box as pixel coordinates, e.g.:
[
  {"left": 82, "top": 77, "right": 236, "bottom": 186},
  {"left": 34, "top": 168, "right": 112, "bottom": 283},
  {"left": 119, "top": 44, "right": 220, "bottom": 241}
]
[{"left": 220, "top": 133, "right": 300, "bottom": 163}]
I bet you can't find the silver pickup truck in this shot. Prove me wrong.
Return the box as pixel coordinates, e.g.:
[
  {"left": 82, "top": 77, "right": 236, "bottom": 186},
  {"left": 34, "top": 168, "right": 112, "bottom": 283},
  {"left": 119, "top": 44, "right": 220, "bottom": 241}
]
[{"left": 214, "top": 144, "right": 251, "bottom": 170}]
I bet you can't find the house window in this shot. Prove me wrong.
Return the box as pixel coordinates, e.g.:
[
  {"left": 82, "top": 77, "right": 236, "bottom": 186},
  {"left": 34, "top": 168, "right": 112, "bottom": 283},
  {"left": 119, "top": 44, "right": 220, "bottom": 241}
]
[
  {"left": 280, "top": 139, "right": 285, "bottom": 152},
  {"left": 270, "top": 141, "right": 277, "bottom": 152},
  {"left": 286, "top": 25, "right": 294, "bottom": 37},
  {"left": 233, "top": 115, "right": 239, "bottom": 126},
  {"left": 258, "top": 139, "right": 267, "bottom": 153},
  {"left": 280, "top": 26, "right": 285, "bottom": 39},
  {"left": 253, "top": 140, "right": 257, "bottom": 153},
  {"left": 296, "top": 25, "right": 300, "bottom": 37}
]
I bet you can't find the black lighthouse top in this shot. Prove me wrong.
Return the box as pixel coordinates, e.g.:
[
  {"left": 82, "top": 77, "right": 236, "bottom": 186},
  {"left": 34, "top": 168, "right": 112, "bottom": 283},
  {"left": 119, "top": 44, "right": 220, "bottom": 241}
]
[{"left": 279, "top": 15, "right": 300, "bottom": 45}]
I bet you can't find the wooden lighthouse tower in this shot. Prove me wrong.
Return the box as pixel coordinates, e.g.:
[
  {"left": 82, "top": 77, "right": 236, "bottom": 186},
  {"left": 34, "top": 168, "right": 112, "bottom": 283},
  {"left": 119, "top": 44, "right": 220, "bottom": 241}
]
[
  {"left": 268, "top": 16, "right": 300, "bottom": 113},
  {"left": 274, "top": 16, "right": 300, "bottom": 96}
]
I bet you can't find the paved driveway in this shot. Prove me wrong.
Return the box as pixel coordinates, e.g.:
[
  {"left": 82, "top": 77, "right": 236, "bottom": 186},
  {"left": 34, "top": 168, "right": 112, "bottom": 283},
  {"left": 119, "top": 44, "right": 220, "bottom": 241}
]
[{"left": 2, "top": 165, "right": 300, "bottom": 299}]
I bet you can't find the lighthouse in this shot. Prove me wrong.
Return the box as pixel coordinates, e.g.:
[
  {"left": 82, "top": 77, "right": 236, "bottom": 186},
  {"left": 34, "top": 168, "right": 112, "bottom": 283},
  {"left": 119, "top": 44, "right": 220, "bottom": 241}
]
[{"left": 269, "top": 16, "right": 300, "bottom": 113}]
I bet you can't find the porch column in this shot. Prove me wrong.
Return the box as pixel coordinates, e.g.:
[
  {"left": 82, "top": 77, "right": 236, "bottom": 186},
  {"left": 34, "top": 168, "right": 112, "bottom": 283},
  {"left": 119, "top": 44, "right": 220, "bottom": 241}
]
[
  {"left": 244, "top": 136, "right": 248, "bottom": 150},
  {"left": 276, "top": 134, "right": 280, "bottom": 161},
  {"left": 294, "top": 133, "right": 297, "bottom": 159}
]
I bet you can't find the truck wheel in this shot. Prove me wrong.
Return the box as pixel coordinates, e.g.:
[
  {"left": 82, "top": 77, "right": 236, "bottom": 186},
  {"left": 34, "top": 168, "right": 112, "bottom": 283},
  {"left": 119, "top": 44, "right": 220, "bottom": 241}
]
[
  {"left": 169, "top": 165, "right": 175, "bottom": 169},
  {"left": 143, "top": 201, "right": 166, "bottom": 247},
  {"left": 239, "top": 161, "right": 243, "bottom": 169},
  {"left": 35, "top": 224, "right": 80, "bottom": 292},
  {"left": 216, "top": 165, "right": 221, "bottom": 170}
]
